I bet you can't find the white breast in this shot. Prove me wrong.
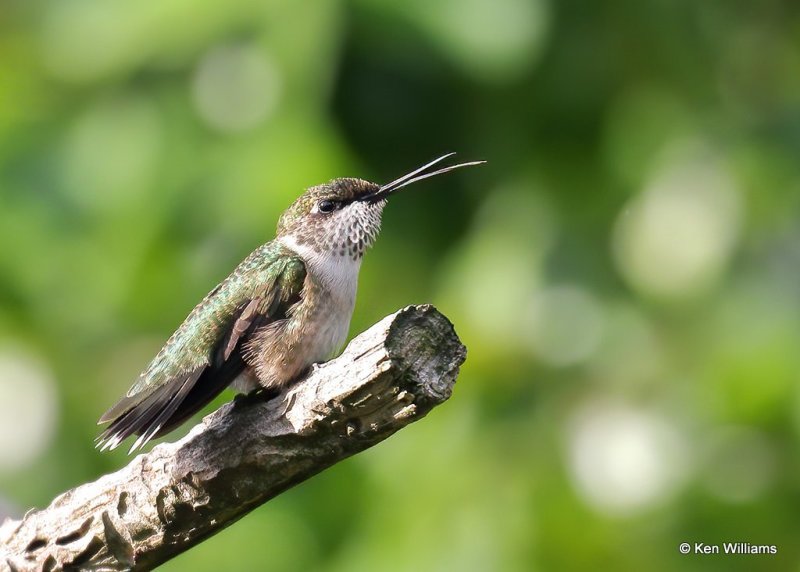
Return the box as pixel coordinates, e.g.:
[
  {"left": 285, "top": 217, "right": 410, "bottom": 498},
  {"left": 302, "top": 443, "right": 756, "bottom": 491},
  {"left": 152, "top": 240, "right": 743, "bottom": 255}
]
[
  {"left": 279, "top": 235, "right": 361, "bottom": 356},
  {"left": 279, "top": 235, "right": 361, "bottom": 305},
  {"left": 235, "top": 237, "right": 362, "bottom": 393}
]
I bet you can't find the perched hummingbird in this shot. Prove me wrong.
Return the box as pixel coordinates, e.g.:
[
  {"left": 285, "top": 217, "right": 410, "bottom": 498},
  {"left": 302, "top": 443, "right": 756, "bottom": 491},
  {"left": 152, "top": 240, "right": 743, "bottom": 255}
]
[{"left": 96, "top": 153, "right": 484, "bottom": 453}]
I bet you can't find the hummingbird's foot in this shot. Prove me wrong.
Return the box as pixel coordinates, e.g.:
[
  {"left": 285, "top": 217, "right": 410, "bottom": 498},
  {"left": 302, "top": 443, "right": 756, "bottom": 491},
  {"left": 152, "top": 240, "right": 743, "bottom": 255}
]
[{"left": 281, "top": 391, "right": 297, "bottom": 416}]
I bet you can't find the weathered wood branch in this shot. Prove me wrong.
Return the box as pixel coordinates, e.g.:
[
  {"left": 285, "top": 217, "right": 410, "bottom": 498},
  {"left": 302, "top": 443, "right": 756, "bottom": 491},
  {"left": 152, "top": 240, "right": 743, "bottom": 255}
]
[{"left": 0, "top": 305, "right": 465, "bottom": 572}]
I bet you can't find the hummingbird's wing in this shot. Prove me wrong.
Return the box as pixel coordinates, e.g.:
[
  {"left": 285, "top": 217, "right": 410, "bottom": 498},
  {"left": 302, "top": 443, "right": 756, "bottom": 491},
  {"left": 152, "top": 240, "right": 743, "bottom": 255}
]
[{"left": 96, "top": 243, "right": 306, "bottom": 453}]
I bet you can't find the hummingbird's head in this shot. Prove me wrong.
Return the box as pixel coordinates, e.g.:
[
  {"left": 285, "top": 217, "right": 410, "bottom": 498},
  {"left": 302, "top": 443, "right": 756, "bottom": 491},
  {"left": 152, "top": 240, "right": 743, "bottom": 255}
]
[
  {"left": 277, "top": 153, "right": 485, "bottom": 260},
  {"left": 276, "top": 178, "right": 385, "bottom": 260}
]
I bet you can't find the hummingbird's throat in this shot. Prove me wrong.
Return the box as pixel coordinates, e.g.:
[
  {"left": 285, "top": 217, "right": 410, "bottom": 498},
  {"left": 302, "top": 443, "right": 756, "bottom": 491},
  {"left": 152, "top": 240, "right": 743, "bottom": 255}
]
[{"left": 286, "top": 200, "right": 384, "bottom": 261}]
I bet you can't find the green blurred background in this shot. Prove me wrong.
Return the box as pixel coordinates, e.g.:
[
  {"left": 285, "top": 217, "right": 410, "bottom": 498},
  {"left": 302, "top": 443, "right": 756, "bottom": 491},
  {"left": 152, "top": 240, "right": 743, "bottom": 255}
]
[{"left": 2, "top": 0, "right": 800, "bottom": 570}]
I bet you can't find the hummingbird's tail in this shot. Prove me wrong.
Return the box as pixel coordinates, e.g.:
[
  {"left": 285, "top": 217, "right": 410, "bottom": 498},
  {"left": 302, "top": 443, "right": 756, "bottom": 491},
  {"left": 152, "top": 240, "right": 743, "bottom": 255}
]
[{"left": 95, "top": 361, "right": 241, "bottom": 453}]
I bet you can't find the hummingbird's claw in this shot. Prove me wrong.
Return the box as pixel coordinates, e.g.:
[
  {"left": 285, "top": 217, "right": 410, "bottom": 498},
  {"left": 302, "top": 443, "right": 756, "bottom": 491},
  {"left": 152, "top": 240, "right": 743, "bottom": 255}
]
[{"left": 281, "top": 389, "right": 299, "bottom": 416}]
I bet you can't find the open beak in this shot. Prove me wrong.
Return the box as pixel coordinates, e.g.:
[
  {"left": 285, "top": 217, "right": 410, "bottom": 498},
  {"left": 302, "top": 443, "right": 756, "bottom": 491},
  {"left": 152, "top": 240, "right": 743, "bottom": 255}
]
[{"left": 360, "top": 153, "right": 486, "bottom": 203}]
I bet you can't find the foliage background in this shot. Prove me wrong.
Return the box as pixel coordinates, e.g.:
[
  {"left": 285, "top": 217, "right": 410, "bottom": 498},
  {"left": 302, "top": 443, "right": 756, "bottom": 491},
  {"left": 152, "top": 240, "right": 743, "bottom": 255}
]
[{"left": 2, "top": 1, "right": 800, "bottom": 570}]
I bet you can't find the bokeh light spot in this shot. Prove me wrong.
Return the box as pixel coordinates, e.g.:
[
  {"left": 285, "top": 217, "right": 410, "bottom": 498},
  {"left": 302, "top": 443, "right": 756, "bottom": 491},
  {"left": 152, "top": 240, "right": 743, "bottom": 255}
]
[
  {"left": 613, "top": 142, "right": 742, "bottom": 300},
  {"left": 0, "top": 347, "right": 58, "bottom": 472},
  {"left": 567, "top": 401, "right": 687, "bottom": 516},
  {"left": 192, "top": 43, "right": 282, "bottom": 133},
  {"left": 413, "top": 0, "right": 550, "bottom": 82},
  {"left": 62, "top": 96, "right": 162, "bottom": 212},
  {"left": 526, "top": 285, "right": 605, "bottom": 367},
  {"left": 588, "top": 304, "right": 665, "bottom": 388}
]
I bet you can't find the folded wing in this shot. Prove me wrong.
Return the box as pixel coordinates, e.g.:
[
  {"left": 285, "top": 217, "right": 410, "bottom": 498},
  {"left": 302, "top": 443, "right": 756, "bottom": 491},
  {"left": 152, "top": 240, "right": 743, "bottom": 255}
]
[{"left": 96, "top": 244, "right": 306, "bottom": 453}]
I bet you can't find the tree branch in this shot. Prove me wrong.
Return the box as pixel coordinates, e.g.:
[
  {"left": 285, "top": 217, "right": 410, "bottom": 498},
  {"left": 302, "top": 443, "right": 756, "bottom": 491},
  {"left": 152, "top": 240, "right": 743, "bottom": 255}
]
[{"left": 0, "top": 305, "right": 466, "bottom": 572}]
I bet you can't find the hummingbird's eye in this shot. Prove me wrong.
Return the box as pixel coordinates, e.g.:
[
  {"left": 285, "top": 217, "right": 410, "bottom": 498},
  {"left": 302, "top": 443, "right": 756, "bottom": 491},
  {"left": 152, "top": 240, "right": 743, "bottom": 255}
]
[{"left": 317, "top": 199, "right": 337, "bottom": 213}]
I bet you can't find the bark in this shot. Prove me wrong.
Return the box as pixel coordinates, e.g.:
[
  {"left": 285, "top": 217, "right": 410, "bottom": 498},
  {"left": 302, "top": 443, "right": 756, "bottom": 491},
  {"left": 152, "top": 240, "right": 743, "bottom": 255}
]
[{"left": 0, "top": 304, "right": 465, "bottom": 571}]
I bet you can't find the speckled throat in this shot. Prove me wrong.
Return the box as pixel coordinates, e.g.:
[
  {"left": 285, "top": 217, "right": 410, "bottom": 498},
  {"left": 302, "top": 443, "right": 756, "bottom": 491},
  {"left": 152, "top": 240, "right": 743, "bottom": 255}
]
[{"left": 277, "top": 179, "right": 386, "bottom": 262}]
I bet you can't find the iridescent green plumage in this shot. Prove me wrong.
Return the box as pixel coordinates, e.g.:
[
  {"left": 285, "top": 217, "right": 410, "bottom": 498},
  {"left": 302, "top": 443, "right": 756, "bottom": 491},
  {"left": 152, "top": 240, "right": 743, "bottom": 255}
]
[{"left": 97, "top": 243, "right": 306, "bottom": 451}]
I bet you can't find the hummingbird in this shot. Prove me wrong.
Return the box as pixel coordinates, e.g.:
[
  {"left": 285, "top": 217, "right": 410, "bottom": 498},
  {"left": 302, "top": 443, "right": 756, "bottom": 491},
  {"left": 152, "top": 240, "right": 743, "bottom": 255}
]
[{"left": 96, "top": 153, "right": 484, "bottom": 453}]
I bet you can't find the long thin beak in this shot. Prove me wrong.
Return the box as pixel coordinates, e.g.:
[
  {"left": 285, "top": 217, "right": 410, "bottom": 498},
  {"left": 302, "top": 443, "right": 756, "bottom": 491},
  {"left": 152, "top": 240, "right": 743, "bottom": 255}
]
[{"left": 361, "top": 153, "right": 486, "bottom": 202}]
